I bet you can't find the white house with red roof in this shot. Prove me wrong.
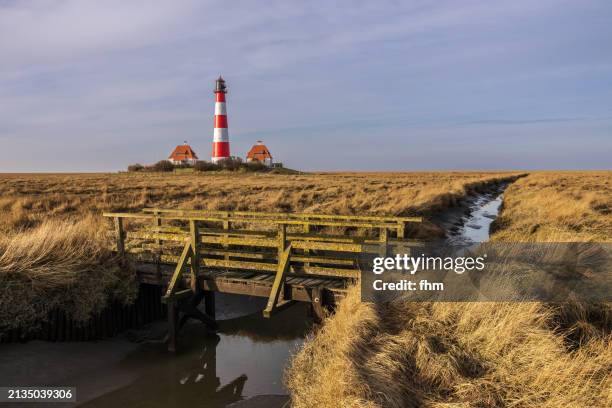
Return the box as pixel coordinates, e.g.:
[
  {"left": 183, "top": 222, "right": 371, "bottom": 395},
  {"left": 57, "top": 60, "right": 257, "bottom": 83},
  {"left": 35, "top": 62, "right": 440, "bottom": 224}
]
[
  {"left": 246, "top": 141, "right": 273, "bottom": 166},
  {"left": 168, "top": 142, "right": 198, "bottom": 165}
]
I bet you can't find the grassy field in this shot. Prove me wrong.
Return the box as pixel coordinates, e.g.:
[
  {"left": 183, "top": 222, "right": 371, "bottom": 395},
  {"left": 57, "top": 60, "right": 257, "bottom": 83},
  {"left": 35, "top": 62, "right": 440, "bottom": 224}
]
[
  {"left": 491, "top": 171, "right": 611, "bottom": 242},
  {"left": 1, "top": 171, "right": 609, "bottom": 407},
  {"left": 0, "top": 171, "right": 518, "bottom": 232},
  {"left": 0, "top": 171, "right": 517, "bottom": 333},
  {"left": 286, "top": 171, "right": 611, "bottom": 408}
]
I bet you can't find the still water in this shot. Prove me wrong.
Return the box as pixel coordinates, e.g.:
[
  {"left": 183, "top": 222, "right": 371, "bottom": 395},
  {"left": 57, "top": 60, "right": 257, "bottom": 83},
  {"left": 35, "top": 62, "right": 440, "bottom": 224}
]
[
  {"left": 447, "top": 192, "right": 504, "bottom": 245},
  {"left": 0, "top": 193, "right": 506, "bottom": 407},
  {"left": 0, "top": 295, "right": 311, "bottom": 407}
]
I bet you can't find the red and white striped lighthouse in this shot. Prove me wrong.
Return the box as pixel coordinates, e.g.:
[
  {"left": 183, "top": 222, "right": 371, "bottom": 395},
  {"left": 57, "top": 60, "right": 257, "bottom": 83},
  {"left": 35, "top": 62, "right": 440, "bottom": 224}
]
[{"left": 211, "top": 75, "right": 230, "bottom": 163}]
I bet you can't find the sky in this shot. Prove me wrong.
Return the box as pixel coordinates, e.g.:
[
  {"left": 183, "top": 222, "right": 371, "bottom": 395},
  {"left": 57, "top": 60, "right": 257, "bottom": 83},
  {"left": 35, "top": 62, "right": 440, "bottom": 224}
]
[{"left": 0, "top": 0, "right": 611, "bottom": 172}]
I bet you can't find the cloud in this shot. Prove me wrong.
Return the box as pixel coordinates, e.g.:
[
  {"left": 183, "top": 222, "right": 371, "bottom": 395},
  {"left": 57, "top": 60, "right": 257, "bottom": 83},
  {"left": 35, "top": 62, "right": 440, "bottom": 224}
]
[
  {"left": 0, "top": 0, "right": 199, "bottom": 68},
  {"left": 0, "top": 0, "right": 611, "bottom": 171}
]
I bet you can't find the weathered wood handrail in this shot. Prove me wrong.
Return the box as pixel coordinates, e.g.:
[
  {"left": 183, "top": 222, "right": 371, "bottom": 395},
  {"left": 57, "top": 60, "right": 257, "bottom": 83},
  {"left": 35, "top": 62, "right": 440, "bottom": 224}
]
[
  {"left": 141, "top": 207, "right": 421, "bottom": 223},
  {"left": 141, "top": 207, "right": 421, "bottom": 239},
  {"left": 104, "top": 212, "right": 408, "bottom": 231}
]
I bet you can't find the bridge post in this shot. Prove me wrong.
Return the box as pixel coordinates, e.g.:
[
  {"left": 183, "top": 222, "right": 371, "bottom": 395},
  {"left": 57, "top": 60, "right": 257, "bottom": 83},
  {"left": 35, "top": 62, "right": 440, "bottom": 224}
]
[
  {"left": 397, "top": 221, "right": 405, "bottom": 239},
  {"left": 303, "top": 218, "right": 310, "bottom": 267},
  {"left": 379, "top": 227, "right": 388, "bottom": 257},
  {"left": 153, "top": 211, "right": 162, "bottom": 281},
  {"left": 222, "top": 212, "right": 230, "bottom": 261},
  {"left": 190, "top": 219, "right": 216, "bottom": 324},
  {"left": 311, "top": 286, "right": 325, "bottom": 323},
  {"left": 278, "top": 223, "right": 287, "bottom": 255},
  {"left": 189, "top": 220, "right": 200, "bottom": 291},
  {"left": 113, "top": 217, "right": 125, "bottom": 258}
]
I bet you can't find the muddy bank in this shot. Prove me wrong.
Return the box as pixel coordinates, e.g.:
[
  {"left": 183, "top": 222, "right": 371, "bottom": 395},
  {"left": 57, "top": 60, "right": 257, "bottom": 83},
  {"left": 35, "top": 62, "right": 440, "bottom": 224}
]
[
  {"left": 0, "top": 284, "right": 164, "bottom": 344},
  {"left": 404, "top": 175, "right": 525, "bottom": 240},
  {"left": 0, "top": 294, "right": 308, "bottom": 407},
  {"left": 431, "top": 179, "right": 515, "bottom": 242}
]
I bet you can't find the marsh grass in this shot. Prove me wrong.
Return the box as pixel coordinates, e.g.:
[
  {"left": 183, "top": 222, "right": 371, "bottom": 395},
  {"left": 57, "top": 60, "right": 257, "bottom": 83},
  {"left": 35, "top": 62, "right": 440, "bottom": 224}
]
[
  {"left": 0, "top": 172, "right": 519, "bottom": 232},
  {"left": 288, "top": 288, "right": 611, "bottom": 407},
  {"left": 286, "top": 171, "right": 612, "bottom": 408},
  {"left": 491, "top": 171, "right": 611, "bottom": 242},
  {"left": 0, "top": 217, "right": 136, "bottom": 332},
  {"left": 0, "top": 171, "right": 516, "bottom": 332},
  {"left": 3, "top": 171, "right": 609, "bottom": 406}
]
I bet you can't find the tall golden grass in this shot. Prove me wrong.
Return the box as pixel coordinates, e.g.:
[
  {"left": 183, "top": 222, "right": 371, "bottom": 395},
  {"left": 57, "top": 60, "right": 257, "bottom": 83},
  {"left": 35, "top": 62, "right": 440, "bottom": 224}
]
[
  {"left": 491, "top": 171, "right": 611, "bottom": 242},
  {"left": 3, "top": 171, "right": 609, "bottom": 406},
  {"left": 0, "top": 171, "right": 519, "bottom": 232},
  {"left": 0, "top": 217, "right": 136, "bottom": 331},
  {"left": 0, "top": 171, "right": 516, "bottom": 332},
  {"left": 286, "top": 171, "right": 612, "bottom": 407}
]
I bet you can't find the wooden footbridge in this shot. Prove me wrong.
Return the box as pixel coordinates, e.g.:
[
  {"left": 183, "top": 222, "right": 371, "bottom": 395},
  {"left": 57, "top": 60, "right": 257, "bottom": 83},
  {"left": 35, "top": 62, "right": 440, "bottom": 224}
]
[{"left": 103, "top": 208, "right": 421, "bottom": 351}]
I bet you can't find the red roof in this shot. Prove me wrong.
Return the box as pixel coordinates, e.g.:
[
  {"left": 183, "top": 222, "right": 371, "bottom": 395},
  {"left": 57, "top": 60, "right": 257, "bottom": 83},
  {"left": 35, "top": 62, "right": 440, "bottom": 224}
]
[
  {"left": 247, "top": 142, "right": 272, "bottom": 161},
  {"left": 169, "top": 144, "right": 198, "bottom": 161}
]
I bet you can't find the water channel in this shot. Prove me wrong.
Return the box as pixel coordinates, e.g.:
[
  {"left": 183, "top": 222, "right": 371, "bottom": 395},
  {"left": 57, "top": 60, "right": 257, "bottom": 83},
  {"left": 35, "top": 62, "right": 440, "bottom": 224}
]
[{"left": 0, "top": 188, "right": 507, "bottom": 407}]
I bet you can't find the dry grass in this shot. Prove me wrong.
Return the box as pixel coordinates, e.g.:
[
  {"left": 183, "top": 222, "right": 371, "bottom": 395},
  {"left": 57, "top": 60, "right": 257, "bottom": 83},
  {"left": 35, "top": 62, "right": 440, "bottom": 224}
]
[
  {"left": 0, "top": 171, "right": 516, "bottom": 332},
  {"left": 286, "top": 171, "right": 612, "bottom": 408},
  {"left": 2, "top": 171, "right": 609, "bottom": 406},
  {"left": 288, "top": 288, "right": 611, "bottom": 407},
  {"left": 0, "top": 217, "right": 136, "bottom": 332},
  {"left": 0, "top": 171, "right": 519, "bottom": 233},
  {"left": 491, "top": 171, "right": 611, "bottom": 242}
]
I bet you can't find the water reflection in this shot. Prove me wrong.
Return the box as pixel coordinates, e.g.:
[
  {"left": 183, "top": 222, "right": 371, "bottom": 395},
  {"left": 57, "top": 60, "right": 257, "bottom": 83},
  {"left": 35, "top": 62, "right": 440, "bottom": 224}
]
[
  {"left": 447, "top": 193, "right": 503, "bottom": 245},
  {"left": 175, "top": 334, "right": 247, "bottom": 405},
  {"left": 81, "top": 297, "right": 310, "bottom": 407}
]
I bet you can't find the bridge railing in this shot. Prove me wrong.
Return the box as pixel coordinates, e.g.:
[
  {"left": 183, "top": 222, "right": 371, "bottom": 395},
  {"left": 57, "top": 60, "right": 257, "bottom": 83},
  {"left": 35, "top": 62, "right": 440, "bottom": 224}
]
[
  {"left": 103, "top": 209, "right": 421, "bottom": 317},
  {"left": 141, "top": 207, "right": 421, "bottom": 239}
]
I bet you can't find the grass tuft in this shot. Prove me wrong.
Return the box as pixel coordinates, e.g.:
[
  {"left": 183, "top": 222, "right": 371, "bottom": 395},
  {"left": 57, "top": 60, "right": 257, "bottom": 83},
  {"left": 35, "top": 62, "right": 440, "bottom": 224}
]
[{"left": 0, "top": 217, "right": 137, "bottom": 332}]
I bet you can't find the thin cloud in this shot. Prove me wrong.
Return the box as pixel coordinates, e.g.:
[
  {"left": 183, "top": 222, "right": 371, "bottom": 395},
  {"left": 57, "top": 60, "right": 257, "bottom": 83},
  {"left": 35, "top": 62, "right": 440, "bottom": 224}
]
[{"left": 0, "top": 1, "right": 611, "bottom": 171}]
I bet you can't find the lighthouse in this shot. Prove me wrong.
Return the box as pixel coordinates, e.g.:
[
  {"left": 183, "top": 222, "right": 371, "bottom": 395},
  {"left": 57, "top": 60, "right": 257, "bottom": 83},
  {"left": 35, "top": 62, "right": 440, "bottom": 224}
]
[{"left": 211, "top": 75, "right": 230, "bottom": 163}]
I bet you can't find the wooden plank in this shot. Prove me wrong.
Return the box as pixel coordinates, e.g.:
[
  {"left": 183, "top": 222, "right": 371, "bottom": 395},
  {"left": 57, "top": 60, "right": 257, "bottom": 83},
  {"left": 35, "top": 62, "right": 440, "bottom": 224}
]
[
  {"left": 300, "top": 278, "right": 317, "bottom": 287},
  {"left": 285, "top": 277, "right": 298, "bottom": 285},
  {"left": 129, "top": 231, "right": 188, "bottom": 242},
  {"left": 198, "top": 276, "right": 346, "bottom": 304},
  {"left": 108, "top": 212, "right": 399, "bottom": 229},
  {"left": 130, "top": 231, "right": 422, "bottom": 249},
  {"left": 163, "top": 242, "right": 191, "bottom": 300},
  {"left": 135, "top": 255, "right": 359, "bottom": 278},
  {"left": 263, "top": 244, "right": 292, "bottom": 318}
]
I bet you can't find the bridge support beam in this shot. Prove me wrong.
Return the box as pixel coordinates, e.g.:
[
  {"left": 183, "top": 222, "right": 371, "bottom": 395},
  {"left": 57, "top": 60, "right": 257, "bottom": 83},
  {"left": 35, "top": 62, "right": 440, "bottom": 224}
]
[
  {"left": 263, "top": 234, "right": 293, "bottom": 318},
  {"left": 310, "top": 286, "right": 325, "bottom": 323}
]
